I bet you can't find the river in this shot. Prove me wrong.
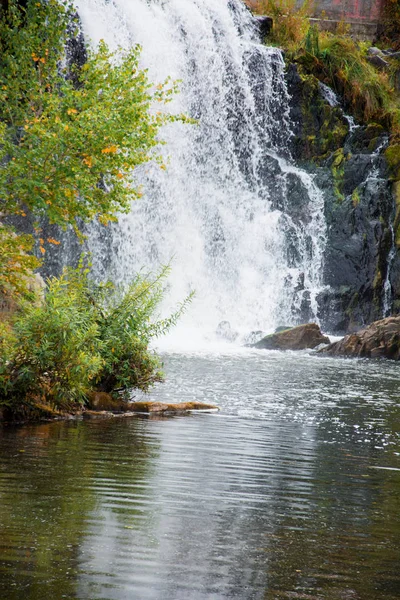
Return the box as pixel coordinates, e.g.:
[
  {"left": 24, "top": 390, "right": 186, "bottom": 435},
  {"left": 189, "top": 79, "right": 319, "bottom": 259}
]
[{"left": 1, "top": 348, "right": 400, "bottom": 599}]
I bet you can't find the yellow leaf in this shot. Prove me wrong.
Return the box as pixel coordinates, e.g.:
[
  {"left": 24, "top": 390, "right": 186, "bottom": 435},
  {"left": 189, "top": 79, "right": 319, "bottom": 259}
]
[{"left": 101, "top": 145, "right": 118, "bottom": 154}]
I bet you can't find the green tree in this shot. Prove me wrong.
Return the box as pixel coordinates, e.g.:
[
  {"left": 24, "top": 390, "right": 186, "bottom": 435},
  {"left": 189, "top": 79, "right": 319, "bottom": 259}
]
[{"left": 0, "top": 0, "right": 188, "bottom": 231}]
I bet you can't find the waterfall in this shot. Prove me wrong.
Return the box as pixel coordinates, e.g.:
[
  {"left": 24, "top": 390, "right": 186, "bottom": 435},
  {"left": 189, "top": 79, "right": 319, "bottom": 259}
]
[{"left": 75, "top": 0, "right": 327, "bottom": 345}]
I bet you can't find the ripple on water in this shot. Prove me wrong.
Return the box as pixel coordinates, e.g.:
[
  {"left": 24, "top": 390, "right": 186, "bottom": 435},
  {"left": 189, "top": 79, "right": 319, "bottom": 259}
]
[{"left": 0, "top": 351, "right": 400, "bottom": 600}]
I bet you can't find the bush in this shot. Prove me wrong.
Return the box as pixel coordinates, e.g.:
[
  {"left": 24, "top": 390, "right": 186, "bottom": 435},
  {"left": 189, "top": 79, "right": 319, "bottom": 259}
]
[{"left": 0, "top": 264, "right": 192, "bottom": 414}]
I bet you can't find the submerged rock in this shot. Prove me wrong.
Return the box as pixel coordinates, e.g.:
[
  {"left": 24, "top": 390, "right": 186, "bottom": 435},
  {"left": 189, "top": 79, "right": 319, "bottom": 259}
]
[
  {"left": 318, "top": 316, "right": 400, "bottom": 359},
  {"left": 251, "top": 323, "right": 330, "bottom": 350},
  {"left": 127, "top": 401, "right": 219, "bottom": 414},
  {"left": 216, "top": 321, "right": 238, "bottom": 342},
  {"left": 87, "top": 395, "right": 218, "bottom": 415}
]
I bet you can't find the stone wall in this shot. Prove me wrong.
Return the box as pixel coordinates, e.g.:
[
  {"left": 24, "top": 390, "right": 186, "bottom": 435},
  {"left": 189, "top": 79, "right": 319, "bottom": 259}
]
[
  {"left": 245, "top": 0, "right": 384, "bottom": 40},
  {"left": 246, "top": 0, "right": 383, "bottom": 24},
  {"left": 308, "top": 0, "right": 383, "bottom": 23}
]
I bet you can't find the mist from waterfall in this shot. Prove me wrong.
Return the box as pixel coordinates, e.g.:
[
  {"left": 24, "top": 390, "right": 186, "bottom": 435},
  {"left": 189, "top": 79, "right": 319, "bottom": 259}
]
[{"left": 75, "top": 0, "right": 327, "bottom": 347}]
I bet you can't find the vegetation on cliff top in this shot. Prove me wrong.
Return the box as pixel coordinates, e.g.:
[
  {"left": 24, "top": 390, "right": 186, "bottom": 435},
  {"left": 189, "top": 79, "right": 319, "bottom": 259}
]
[
  {"left": 0, "top": 0, "right": 190, "bottom": 418},
  {"left": 246, "top": 0, "right": 400, "bottom": 137}
]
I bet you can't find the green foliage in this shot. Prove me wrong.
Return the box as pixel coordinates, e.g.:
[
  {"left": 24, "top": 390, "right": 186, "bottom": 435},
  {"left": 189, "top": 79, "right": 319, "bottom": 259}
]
[
  {"left": 0, "top": 266, "right": 103, "bottom": 410},
  {"left": 0, "top": 224, "right": 41, "bottom": 300},
  {"left": 0, "top": 264, "right": 192, "bottom": 412},
  {"left": 0, "top": 0, "right": 189, "bottom": 231},
  {"left": 84, "top": 264, "right": 193, "bottom": 395}
]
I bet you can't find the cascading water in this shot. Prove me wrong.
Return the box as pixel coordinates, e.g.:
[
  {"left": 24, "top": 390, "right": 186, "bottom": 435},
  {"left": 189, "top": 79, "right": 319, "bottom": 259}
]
[{"left": 76, "top": 0, "right": 327, "bottom": 346}]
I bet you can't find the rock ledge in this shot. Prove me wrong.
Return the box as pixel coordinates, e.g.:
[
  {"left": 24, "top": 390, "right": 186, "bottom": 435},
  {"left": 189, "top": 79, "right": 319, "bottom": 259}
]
[{"left": 319, "top": 316, "right": 400, "bottom": 359}]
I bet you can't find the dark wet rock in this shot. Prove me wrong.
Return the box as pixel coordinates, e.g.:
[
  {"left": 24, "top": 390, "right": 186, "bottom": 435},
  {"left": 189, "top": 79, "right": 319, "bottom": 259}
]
[
  {"left": 253, "top": 15, "right": 273, "bottom": 39},
  {"left": 284, "top": 172, "right": 311, "bottom": 225},
  {"left": 284, "top": 61, "right": 397, "bottom": 334},
  {"left": 319, "top": 316, "right": 400, "bottom": 359},
  {"left": 344, "top": 124, "right": 386, "bottom": 155},
  {"left": 285, "top": 64, "right": 349, "bottom": 162},
  {"left": 282, "top": 64, "right": 395, "bottom": 332},
  {"left": 251, "top": 323, "right": 330, "bottom": 350},
  {"left": 320, "top": 158, "right": 394, "bottom": 333},
  {"left": 66, "top": 12, "right": 88, "bottom": 88}
]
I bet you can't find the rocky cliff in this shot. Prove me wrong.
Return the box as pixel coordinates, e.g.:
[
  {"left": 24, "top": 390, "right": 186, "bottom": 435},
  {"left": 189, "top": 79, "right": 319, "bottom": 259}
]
[{"left": 286, "top": 62, "right": 398, "bottom": 334}]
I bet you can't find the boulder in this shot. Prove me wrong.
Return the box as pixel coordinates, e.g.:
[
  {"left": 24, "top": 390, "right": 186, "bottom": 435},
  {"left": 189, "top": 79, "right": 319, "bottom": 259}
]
[
  {"left": 251, "top": 323, "right": 330, "bottom": 350},
  {"left": 318, "top": 316, "right": 400, "bottom": 360},
  {"left": 367, "top": 47, "right": 384, "bottom": 57},
  {"left": 366, "top": 54, "right": 389, "bottom": 70}
]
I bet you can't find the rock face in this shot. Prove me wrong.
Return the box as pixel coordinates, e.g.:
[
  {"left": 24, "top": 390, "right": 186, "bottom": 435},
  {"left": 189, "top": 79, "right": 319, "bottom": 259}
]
[
  {"left": 286, "top": 64, "right": 398, "bottom": 333},
  {"left": 319, "top": 316, "right": 400, "bottom": 359},
  {"left": 251, "top": 323, "right": 330, "bottom": 350}
]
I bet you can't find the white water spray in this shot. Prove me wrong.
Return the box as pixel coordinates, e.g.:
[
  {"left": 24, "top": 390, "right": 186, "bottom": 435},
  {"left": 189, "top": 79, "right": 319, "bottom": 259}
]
[{"left": 76, "top": 0, "right": 327, "bottom": 346}]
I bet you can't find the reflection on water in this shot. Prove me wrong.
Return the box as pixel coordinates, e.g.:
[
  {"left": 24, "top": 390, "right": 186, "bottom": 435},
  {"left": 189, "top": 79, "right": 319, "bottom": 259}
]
[{"left": 1, "top": 350, "right": 400, "bottom": 599}]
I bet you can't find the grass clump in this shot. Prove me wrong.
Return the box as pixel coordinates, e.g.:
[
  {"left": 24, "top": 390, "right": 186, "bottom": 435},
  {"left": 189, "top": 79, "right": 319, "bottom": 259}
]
[
  {"left": 300, "top": 33, "right": 396, "bottom": 127},
  {"left": 0, "top": 263, "right": 192, "bottom": 418}
]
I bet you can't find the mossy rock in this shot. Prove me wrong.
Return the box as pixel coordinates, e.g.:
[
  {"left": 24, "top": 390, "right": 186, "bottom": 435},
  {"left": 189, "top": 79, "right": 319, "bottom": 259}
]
[{"left": 385, "top": 144, "right": 400, "bottom": 181}]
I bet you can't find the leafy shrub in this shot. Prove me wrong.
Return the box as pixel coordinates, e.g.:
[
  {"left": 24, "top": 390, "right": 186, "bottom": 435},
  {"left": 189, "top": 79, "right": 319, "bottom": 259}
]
[{"left": 0, "top": 264, "right": 192, "bottom": 414}]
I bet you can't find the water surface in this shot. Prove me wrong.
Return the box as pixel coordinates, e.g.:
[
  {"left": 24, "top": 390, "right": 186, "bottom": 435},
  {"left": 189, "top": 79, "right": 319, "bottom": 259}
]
[{"left": 1, "top": 349, "right": 400, "bottom": 599}]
